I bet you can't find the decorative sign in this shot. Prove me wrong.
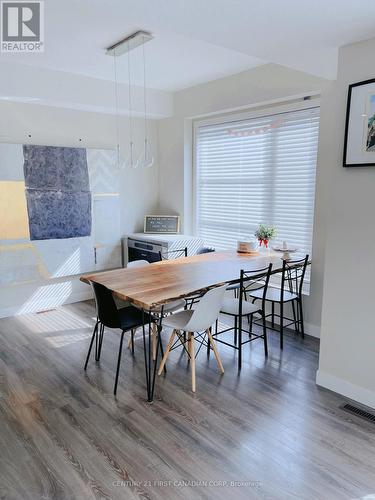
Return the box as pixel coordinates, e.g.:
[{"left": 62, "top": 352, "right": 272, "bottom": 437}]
[{"left": 144, "top": 215, "right": 180, "bottom": 234}]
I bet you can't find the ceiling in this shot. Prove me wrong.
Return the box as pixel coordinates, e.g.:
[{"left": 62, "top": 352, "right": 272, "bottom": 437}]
[{"left": 1, "top": 0, "right": 375, "bottom": 92}]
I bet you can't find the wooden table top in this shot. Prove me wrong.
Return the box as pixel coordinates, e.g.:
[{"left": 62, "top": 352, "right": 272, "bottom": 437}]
[{"left": 81, "top": 250, "right": 302, "bottom": 310}]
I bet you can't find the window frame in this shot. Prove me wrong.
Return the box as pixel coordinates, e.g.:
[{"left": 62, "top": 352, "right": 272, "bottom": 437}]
[{"left": 192, "top": 99, "right": 320, "bottom": 242}]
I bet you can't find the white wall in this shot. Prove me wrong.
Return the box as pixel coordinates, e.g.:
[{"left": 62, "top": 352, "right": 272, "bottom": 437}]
[
  {"left": 316, "top": 38, "right": 375, "bottom": 408},
  {"left": 0, "top": 101, "right": 159, "bottom": 317},
  {"left": 158, "top": 63, "right": 330, "bottom": 337},
  {"left": 0, "top": 61, "right": 173, "bottom": 118},
  {"left": 173, "top": 63, "right": 326, "bottom": 118},
  {"left": 3, "top": 43, "right": 374, "bottom": 408}
]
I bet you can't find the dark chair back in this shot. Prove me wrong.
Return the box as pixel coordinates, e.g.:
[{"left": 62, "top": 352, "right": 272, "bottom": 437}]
[
  {"left": 281, "top": 255, "right": 309, "bottom": 300},
  {"left": 90, "top": 281, "right": 121, "bottom": 329},
  {"left": 197, "top": 246, "right": 215, "bottom": 254},
  {"left": 239, "top": 264, "right": 273, "bottom": 315},
  {"left": 159, "top": 247, "right": 188, "bottom": 261}
]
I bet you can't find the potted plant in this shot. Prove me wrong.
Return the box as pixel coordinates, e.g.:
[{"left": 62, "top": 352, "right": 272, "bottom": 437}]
[{"left": 254, "top": 224, "right": 277, "bottom": 248}]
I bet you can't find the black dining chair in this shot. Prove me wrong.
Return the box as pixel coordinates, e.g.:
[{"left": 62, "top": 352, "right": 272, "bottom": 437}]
[
  {"left": 249, "top": 255, "right": 309, "bottom": 349},
  {"left": 84, "top": 281, "right": 158, "bottom": 395},
  {"left": 185, "top": 246, "right": 216, "bottom": 308},
  {"left": 213, "top": 264, "right": 273, "bottom": 370},
  {"left": 158, "top": 247, "right": 188, "bottom": 260},
  {"left": 197, "top": 246, "right": 215, "bottom": 254}
]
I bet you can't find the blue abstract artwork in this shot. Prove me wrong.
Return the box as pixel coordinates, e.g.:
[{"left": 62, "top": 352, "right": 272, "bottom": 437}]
[{"left": 23, "top": 145, "right": 92, "bottom": 240}]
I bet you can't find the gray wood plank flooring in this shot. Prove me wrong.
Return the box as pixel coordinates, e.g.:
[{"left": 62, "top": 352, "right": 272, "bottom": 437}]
[{"left": 0, "top": 300, "right": 374, "bottom": 500}]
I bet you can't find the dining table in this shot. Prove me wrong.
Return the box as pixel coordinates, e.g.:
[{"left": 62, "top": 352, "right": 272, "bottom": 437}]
[{"left": 80, "top": 249, "right": 305, "bottom": 402}]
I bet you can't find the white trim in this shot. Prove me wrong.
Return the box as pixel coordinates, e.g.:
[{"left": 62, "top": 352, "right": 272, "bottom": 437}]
[
  {"left": 0, "top": 289, "right": 93, "bottom": 319},
  {"left": 304, "top": 322, "right": 320, "bottom": 339},
  {"left": 192, "top": 119, "right": 198, "bottom": 236},
  {"left": 188, "top": 92, "right": 321, "bottom": 120},
  {"left": 194, "top": 99, "right": 320, "bottom": 128},
  {"left": 262, "top": 306, "right": 320, "bottom": 338},
  {"left": 316, "top": 370, "right": 375, "bottom": 410},
  {"left": 184, "top": 118, "right": 194, "bottom": 235}
]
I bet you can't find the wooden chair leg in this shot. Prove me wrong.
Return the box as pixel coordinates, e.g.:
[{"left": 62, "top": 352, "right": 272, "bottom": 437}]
[
  {"left": 158, "top": 329, "right": 176, "bottom": 375},
  {"left": 189, "top": 332, "right": 196, "bottom": 392},
  {"left": 128, "top": 328, "right": 135, "bottom": 350},
  {"left": 131, "top": 328, "right": 135, "bottom": 355},
  {"left": 152, "top": 323, "right": 158, "bottom": 361},
  {"left": 206, "top": 329, "right": 224, "bottom": 374}
]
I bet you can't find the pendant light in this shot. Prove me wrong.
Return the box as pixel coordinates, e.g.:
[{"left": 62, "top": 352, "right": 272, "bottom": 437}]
[
  {"left": 107, "top": 31, "right": 154, "bottom": 169},
  {"left": 137, "top": 33, "right": 154, "bottom": 168}
]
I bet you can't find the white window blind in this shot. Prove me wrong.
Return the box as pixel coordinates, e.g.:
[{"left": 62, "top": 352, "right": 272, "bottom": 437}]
[{"left": 194, "top": 106, "right": 320, "bottom": 254}]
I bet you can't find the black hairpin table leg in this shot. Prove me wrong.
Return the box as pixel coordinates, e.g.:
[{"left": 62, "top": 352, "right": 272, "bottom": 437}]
[{"left": 142, "top": 306, "right": 164, "bottom": 402}]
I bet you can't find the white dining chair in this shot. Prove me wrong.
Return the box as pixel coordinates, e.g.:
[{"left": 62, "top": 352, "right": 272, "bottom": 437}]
[
  {"left": 127, "top": 259, "right": 186, "bottom": 359},
  {"left": 127, "top": 259, "right": 149, "bottom": 268},
  {"left": 158, "top": 284, "right": 227, "bottom": 392}
]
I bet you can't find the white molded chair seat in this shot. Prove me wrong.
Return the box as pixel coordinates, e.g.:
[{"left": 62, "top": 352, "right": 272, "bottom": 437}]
[
  {"left": 227, "top": 280, "right": 265, "bottom": 292},
  {"left": 127, "top": 259, "right": 149, "bottom": 268},
  {"left": 250, "top": 287, "right": 297, "bottom": 303},
  {"left": 220, "top": 297, "right": 260, "bottom": 316},
  {"left": 162, "top": 309, "right": 194, "bottom": 330},
  {"left": 158, "top": 285, "right": 227, "bottom": 392},
  {"left": 226, "top": 282, "right": 240, "bottom": 291},
  {"left": 153, "top": 299, "right": 186, "bottom": 314}
]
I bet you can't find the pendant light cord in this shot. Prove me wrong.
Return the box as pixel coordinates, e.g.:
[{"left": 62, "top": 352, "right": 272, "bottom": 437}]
[
  {"left": 128, "top": 41, "right": 134, "bottom": 167},
  {"left": 142, "top": 36, "right": 148, "bottom": 159},
  {"left": 113, "top": 50, "right": 121, "bottom": 168}
]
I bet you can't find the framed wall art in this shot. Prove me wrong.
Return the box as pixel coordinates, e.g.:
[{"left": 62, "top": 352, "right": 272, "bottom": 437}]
[
  {"left": 0, "top": 143, "right": 121, "bottom": 285},
  {"left": 343, "top": 78, "right": 375, "bottom": 167}
]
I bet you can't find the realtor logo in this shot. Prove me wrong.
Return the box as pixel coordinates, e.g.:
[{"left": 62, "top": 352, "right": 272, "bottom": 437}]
[{"left": 1, "top": 1, "right": 44, "bottom": 52}]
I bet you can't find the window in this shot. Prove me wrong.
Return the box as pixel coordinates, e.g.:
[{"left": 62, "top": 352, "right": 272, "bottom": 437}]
[{"left": 194, "top": 105, "right": 320, "bottom": 254}]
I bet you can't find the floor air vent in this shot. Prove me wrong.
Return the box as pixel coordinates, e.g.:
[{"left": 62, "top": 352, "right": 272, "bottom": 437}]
[{"left": 341, "top": 403, "right": 375, "bottom": 423}]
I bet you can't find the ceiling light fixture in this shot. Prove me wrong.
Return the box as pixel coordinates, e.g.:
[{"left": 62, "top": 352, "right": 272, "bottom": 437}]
[
  {"left": 106, "top": 30, "right": 153, "bottom": 56},
  {"left": 107, "top": 31, "right": 154, "bottom": 169}
]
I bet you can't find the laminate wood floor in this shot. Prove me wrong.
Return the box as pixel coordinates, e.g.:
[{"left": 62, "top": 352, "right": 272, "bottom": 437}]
[{"left": 0, "top": 300, "right": 374, "bottom": 500}]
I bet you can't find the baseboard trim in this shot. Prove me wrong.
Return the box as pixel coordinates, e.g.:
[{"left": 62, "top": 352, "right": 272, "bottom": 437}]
[
  {"left": 305, "top": 322, "right": 320, "bottom": 339},
  {"left": 316, "top": 370, "right": 375, "bottom": 410},
  {"left": 0, "top": 290, "right": 93, "bottom": 319},
  {"left": 262, "top": 310, "right": 320, "bottom": 338}
]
